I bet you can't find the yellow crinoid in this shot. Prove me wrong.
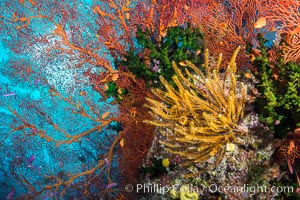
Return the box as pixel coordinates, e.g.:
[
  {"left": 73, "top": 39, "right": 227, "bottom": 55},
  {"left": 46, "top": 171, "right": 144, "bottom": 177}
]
[{"left": 144, "top": 46, "right": 248, "bottom": 167}]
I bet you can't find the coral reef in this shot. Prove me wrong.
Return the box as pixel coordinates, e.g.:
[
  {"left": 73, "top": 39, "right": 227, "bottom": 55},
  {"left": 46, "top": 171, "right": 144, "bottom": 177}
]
[
  {"left": 1, "top": 0, "right": 300, "bottom": 199},
  {"left": 142, "top": 121, "right": 278, "bottom": 199}
]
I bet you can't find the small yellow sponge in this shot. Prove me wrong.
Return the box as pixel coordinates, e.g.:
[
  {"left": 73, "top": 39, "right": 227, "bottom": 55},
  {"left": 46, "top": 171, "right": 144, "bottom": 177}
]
[{"left": 162, "top": 158, "right": 170, "bottom": 168}]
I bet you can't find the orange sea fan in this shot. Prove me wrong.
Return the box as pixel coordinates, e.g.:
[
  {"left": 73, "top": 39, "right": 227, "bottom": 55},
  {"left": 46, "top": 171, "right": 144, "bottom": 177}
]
[
  {"left": 188, "top": 0, "right": 270, "bottom": 69},
  {"left": 261, "top": 0, "right": 300, "bottom": 63},
  {"left": 129, "top": 0, "right": 190, "bottom": 39},
  {"left": 274, "top": 129, "right": 300, "bottom": 174}
]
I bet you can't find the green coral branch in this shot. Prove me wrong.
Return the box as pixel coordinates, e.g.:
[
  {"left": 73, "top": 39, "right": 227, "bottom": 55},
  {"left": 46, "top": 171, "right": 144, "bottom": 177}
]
[
  {"left": 117, "top": 24, "right": 205, "bottom": 88},
  {"left": 251, "top": 34, "right": 300, "bottom": 137}
]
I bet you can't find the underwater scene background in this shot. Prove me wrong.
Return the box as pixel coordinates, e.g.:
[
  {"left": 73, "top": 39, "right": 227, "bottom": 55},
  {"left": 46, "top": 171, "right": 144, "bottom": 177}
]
[{"left": 0, "top": 0, "right": 300, "bottom": 199}]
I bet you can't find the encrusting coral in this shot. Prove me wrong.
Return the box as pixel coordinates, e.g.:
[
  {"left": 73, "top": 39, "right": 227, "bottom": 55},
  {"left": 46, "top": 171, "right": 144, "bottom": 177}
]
[{"left": 144, "top": 46, "right": 248, "bottom": 167}]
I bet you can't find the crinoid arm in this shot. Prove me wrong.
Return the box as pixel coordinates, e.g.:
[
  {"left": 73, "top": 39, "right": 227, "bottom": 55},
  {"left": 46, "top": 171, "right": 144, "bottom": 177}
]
[{"left": 144, "top": 47, "right": 248, "bottom": 169}]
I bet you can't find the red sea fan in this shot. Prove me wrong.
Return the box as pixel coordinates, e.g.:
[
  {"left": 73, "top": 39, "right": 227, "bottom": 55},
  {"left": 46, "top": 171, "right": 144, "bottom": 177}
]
[{"left": 115, "top": 68, "right": 156, "bottom": 185}]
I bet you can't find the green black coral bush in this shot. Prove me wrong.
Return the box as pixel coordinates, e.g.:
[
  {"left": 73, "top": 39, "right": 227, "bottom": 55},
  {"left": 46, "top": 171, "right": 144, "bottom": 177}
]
[
  {"left": 117, "top": 24, "right": 205, "bottom": 88},
  {"left": 249, "top": 34, "right": 300, "bottom": 138}
]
